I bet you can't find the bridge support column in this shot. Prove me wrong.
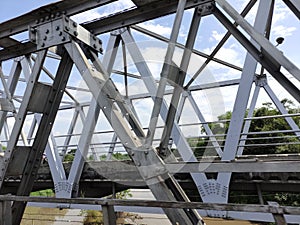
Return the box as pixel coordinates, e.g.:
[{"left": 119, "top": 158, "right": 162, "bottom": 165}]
[
  {"left": 102, "top": 205, "right": 117, "bottom": 225},
  {"left": 268, "top": 202, "right": 287, "bottom": 225},
  {"left": 0, "top": 199, "right": 12, "bottom": 225}
]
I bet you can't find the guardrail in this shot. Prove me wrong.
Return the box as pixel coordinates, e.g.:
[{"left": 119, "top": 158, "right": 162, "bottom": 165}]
[{"left": 0, "top": 195, "right": 297, "bottom": 225}]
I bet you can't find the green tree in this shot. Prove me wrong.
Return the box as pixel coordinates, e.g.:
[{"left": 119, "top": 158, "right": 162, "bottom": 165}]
[
  {"left": 63, "top": 149, "right": 76, "bottom": 162},
  {"left": 190, "top": 100, "right": 300, "bottom": 157},
  {"left": 100, "top": 152, "right": 130, "bottom": 161},
  {"left": 189, "top": 100, "right": 300, "bottom": 207}
]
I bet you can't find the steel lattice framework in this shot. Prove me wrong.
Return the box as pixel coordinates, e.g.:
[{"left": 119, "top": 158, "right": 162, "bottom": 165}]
[{"left": 0, "top": 0, "right": 300, "bottom": 224}]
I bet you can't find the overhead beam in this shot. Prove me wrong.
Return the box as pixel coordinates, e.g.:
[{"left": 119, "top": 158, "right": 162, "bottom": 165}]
[
  {"left": 165, "top": 160, "right": 300, "bottom": 173},
  {"left": 0, "top": 0, "right": 117, "bottom": 40},
  {"left": 0, "top": 0, "right": 214, "bottom": 61},
  {"left": 84, "top": 0, "right": 213, "bottom": 35}
]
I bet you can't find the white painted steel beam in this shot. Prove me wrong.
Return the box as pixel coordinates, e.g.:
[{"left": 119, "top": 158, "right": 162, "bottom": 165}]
[
  {"left": 65, "top": 41, "right": 203, "bottom": 225},
  {"left": 215, "top": 0, "right": 300, "bottom": 82}
]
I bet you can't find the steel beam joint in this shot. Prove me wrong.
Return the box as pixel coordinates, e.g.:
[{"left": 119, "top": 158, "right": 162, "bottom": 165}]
[
  {"left": 197, "top": 1, "right": 216, "bottom": 16},
  {"left": 29, "top": 15, "right": 103, "bottom": 53}
]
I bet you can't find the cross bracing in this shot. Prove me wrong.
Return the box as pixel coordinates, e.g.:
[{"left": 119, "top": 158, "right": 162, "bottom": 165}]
[{"left": 0, "top": 0, "right": 299, "bottom": 224}]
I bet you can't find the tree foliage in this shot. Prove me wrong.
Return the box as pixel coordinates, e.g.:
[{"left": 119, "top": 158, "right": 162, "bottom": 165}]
[
  {"left": 188, "top": 99, "right": 300, "bottom": 207},
  {"left": 190, "top": 99, "right": 300, "bottom": 157}
]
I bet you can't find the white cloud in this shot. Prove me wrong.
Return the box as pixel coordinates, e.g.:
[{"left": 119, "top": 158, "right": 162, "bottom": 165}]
[
  {"left": 210, "top": 30, "right": 225, "bottom": 42},
  {"left": 139, "top": 21, "right": 172, "bottom": 37},
  {"left": 273, "top": 1, "right": 291, "bottom": 24},
  {"left": 203, "top": 43, "right": 243, "bottom": 68},
  {"left": 72, "top": 0, "right": 135, "bottom": 23},
  {"left": 271, "top": 1, "right": 297, "bottom": 38},
  {"left": 71, "top": 9, "right": 103, "bottom": 23},
  {"left": 272, "top": 25, "right": 297, "bottom": 38}
]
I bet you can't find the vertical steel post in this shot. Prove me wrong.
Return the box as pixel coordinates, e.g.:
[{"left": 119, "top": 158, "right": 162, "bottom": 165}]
[
  {"left": 146, "top": 0, "right": 187, "bottom": 145},
  {"left": 159, "top": 7, "right": 201, "bottom": 157},
  {"left": 102, "top": 205, "right": 117, "bottom": 225},
  {"left": 11, "top": 49, "right": 73, "bottom": 224},
  {"left": 268, "top": 202, "right": 287, "bottom": 225},
  {"left": 237, "top": 85, "right": 260, "bottom": 156},
  {"left": 220, "top": 0, "right": 273, "bottom": 161},
  {"left": 0, "top": 199, "right": 12, "bottom": 225}
]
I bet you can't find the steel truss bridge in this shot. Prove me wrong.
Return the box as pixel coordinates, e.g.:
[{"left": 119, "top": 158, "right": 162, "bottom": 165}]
[{"left": 0, "top": 0, "right": 300, "bottom": 224}]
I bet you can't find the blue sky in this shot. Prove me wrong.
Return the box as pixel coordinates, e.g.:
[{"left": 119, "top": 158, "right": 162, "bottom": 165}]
[
  {"left": 1, "top": 1, "right": 300, "bottom": 123},
  {"left": 0, "top": 0, "right": 299, "bottom": 152},
  {"left": 0, "top": 1, "right": 58, "bottom": 22}
]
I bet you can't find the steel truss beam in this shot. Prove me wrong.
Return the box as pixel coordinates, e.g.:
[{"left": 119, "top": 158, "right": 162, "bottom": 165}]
[
  {"left": 214, "top": 1, "right": 300, "bottom": 103},
  {"left": 0, "top": 0, "right": 299, "bottom": 224},
  {"left": 1, "top": 10, "right": 205, "bottom": 223},
  {"left": 64, "top": 41, "right": 203, "bottom": 224},
  {"left": 0, "top": 0, "right": 214, "bottom": 62},
  {"left": 283, "top": 0, "right": 300, "bottom": 19},
  {"left": 0, "top": 0, "right": 117, "bottom": 40}
]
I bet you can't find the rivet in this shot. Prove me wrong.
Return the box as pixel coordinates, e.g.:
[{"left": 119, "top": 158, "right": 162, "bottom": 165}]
[
  {"left": 41, "top": 43, "right": 45, "bottom": 47},
  {"left": 62, "top": 36, "right": 66, "bottom": 41},
  {"left": 45, "top": 29, "right": 50, "bottom": 34},
  {"left": 73, "top": 22, "right": 77, "bottom": 27},
  {"left": 73, "top": 31, "right": 78, "bottom": 36},
  {"left": 65, "top": 26, "right": 69, "bottom": 31},
  {"left": 43, "top": 36, "right": 47, "bottom": 41},
  {"left": 59, "top": 31, "right": 63, "bottom": 36},
  {"left": 56, "top": 26, "right": 60, "bottom": 31}
]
